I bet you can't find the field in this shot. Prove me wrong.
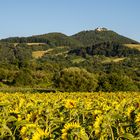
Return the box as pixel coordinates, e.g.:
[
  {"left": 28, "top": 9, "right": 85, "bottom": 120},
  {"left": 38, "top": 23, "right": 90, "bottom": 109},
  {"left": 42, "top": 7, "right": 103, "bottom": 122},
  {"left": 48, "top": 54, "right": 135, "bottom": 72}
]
[
  {"left": 102, "top": 57, "right": 125, "bottom": 64},
  {"left": 124, "top": 44, "right": 140, "bottom": 51},
  {"left": 32, "top": 50, "right": 49, "bottom": 58},
  {"left": 0, "top": 92, "right": 140, "bottom": 140},
  {"left": 32, "top": 46, "right": 69, "bottom": 58}
]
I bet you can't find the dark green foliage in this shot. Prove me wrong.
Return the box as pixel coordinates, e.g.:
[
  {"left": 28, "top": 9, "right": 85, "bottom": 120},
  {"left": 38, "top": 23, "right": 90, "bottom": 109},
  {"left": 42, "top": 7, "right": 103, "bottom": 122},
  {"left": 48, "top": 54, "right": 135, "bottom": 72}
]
[
  {"left": 0, "top": 68, "right": 16, "bottom": 84},
  {"left": 13, "top": 44, "right": 32, "bottom": 67},
  {"left": 14, "top": 68, "right": 34, "bottom": 86},
  {"left": 69, "top": 42, "right": 140, "bottom": 57},
  {"left": 0, "top": 29, "right": 140, "bottom": 91},
  {"left": 0, "top": 43, "right": 16, "bottom": 64},
  {"left": 0, "top": 33, "right": 83, "bottom": 48},
  {"left": 72, "top": 30, "right": 138, "bottom": 47},
  {"left": 0, "top": 37, "right": 50, "bottom": 43},
  {"left": 98, "top": 73, "right": 139, "bottom": 92},
  {"left": 54, "top": 67, "right": 98, "bottom": 92},
  {"left": 0, "top": 43, "right": 32, "bottom": 67},
  {"left": 37, "top": 33, "right": 84, "bottom": 48},
  {"left": 28, "top": 44, "right": 50, "bottom": 51}
]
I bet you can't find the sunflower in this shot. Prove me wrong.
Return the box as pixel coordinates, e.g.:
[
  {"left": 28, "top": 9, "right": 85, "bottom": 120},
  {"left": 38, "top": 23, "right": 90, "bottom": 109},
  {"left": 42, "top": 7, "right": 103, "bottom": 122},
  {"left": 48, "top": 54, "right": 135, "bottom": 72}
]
[
  {"left": 94, "top": 115, "right": 103, "bottom": 136},
  {"left": 61, "top": 122, "right": 88, "bottom": 140},
  {"left": 31, "top": 128, "right": 49, "bottom": 140},
  {"left": 126, "top": 106, "right": 135, "bottom": 119},
  {"left": 20, "top": 124, "right": 36, "bottom": 139},
  {"left": 65, "top": 99, "right": 76, "bottom": 109}
]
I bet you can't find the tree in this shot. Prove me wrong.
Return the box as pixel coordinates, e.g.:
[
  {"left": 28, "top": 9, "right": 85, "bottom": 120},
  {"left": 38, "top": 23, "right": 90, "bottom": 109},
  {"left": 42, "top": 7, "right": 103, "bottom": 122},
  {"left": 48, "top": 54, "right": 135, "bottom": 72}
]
[
  {"left": 14, "top": 68, "right": 34, "bottom": 86},
  {"left": 55, "top": 67, "right": 98, "bottom": 92},
  {"left": 98, "top": 73, "right": 138, "bottom": 92}
]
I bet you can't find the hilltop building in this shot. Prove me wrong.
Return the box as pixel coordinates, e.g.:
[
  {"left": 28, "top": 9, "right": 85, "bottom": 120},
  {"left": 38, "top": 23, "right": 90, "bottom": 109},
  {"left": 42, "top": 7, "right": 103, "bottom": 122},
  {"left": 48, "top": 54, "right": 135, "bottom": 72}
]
[{"left": 95, "top": 27, "right": 108, "bottom": 32}]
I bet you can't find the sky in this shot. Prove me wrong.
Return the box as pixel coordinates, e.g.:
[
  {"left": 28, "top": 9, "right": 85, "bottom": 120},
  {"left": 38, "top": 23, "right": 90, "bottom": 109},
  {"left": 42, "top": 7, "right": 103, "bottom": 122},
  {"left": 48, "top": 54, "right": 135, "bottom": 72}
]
[{"left": 0, "top": 0, "right": 140, "bottom": 41}]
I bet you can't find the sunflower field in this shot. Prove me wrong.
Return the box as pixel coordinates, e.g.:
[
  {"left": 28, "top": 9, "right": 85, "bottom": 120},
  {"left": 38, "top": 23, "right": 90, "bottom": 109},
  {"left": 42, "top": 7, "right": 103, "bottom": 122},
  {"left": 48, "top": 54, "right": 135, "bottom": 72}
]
[{"left": 0, "top": 92, "right": 140, "bottom": 140}]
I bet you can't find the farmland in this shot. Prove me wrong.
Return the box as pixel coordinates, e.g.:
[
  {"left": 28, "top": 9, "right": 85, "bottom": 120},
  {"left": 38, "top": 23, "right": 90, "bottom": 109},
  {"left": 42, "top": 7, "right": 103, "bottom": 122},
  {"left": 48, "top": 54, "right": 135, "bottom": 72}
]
[
  {"left": 124, "top": 44, "right": 140, "bottom": 51},
  {"left": 0, "top": 92, "right": 140, "bottom": 139}
]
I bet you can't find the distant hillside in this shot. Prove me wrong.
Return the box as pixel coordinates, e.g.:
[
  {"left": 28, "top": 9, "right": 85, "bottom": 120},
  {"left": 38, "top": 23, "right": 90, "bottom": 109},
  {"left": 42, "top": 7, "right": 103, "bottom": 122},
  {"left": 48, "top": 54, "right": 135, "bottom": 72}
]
[
  {"left": 0, "top": 33, "right": 83, "bottom": 48},
  {"left": 69, "top": 41, "right": 140, "bottom": 57},
  {"left": 0, "top": 28, "right": 140, "bottom": 91},
  {"left": 72, "top": 29, "right": 139, "bottom": 47},
  {"left": 0, "top": 28, "right": 139, "bottom": 59},
  {"left": 1, "top": 28, "right": 139, "bottom": 49}
]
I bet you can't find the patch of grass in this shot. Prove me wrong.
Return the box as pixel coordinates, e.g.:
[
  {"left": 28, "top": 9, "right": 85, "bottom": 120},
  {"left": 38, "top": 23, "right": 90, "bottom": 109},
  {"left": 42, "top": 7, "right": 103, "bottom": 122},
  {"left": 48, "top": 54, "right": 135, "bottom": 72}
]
[
  {"left": 124, "top": 44, "right": 140, "bottom": 51},
  {"left": 102, "top": 57, "right": 125, "bottom": 63},
  {"left": 72, "top": 57, "right": 85, "bottom": 64},
  {"left": 0, "top": 87, "right": 56, "bottom": 93},
  {"left": 27, "top": 43, "right": 46, "bottom": 46},
  {"left": 32, "top": 46, "right": 69, "bottom": 58},
  {"left": 32, "top": 50, "right": 48, "bottom": 58}
]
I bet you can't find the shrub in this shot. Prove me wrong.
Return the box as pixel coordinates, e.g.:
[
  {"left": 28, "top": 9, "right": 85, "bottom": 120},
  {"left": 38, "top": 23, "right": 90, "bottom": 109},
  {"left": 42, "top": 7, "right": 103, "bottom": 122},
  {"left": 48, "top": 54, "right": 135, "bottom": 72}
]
[{"left": 55, "top": 67, "right": 98, "bottom": 92}]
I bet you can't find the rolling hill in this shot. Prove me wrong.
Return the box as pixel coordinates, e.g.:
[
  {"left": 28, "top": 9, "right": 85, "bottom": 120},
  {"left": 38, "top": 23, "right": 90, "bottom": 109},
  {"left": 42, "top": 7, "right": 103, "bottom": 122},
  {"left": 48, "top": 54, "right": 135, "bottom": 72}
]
[
  {"left": 1, "top": 28, "right": 139, "bottom": 59},
  {"left": 0, "top": 32, "right": 84, "bottom": 49},
  {"left": 0, "top": 28, "right": 140, "bottom": 91},
  {"left": 72, "top": 28, "right": 139, "bottom": 47}
]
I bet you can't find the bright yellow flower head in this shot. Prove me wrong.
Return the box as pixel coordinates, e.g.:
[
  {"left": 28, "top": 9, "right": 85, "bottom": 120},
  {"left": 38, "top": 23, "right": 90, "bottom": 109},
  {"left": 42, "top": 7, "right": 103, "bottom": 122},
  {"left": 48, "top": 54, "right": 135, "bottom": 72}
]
[
  {"left": 94, "top": 110, "right": 102, "bottom": 115},
  {"left": 20, "top": 126, "right": 27, "bottom": 136},
  {"left": 20, "top": 124, "right": 36, "bottom": 139},
  {"left": 32, "top": 128, "right": 48, "bottom": 140},
  {"left": 65, "top": 99, "right": 76, "bottom": 109},
  {"left": 61, "top": 122, "right": 88, "bottom": 140},
  {"left": 126, "top": 106, "right": 135, "bottom": 118},
  {"left": 94, "top": 115, "right": 103, "bottom": 136}
]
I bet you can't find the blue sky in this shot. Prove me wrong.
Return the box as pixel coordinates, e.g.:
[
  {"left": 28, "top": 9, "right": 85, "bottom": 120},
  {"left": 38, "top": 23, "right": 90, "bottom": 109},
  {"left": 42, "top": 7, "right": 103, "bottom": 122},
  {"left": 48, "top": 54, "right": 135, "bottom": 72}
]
[{"left": 0, "top": 0, "right": 140, "bottom": 41}]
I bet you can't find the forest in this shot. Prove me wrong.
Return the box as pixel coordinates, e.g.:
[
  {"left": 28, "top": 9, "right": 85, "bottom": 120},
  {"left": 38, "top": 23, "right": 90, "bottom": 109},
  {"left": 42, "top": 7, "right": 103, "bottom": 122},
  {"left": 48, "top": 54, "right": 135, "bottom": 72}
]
[{"left": 0, "top": 28, "right": 140, "bottom": 92}]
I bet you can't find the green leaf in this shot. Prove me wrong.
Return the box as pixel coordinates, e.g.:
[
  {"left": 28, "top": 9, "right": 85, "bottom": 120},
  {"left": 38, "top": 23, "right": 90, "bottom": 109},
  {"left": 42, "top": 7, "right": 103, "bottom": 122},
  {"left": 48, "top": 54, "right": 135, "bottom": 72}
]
[{"left": 119, "top": 133, "right": 135, "bottom": 140}]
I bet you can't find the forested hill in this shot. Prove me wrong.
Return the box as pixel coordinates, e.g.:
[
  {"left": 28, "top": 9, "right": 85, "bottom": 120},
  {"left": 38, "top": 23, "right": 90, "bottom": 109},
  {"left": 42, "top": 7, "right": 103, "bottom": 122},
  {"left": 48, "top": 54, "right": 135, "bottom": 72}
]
[
  {"left": 1, "top": 28, "right": 139, "bottom": 48},
  {"left": 0, "top": 28, "right": 140, "bottom": 92},
  {"left": 69, "top": 42, "right": 140, "bottom": 57},
  {"left": 0, "top": 32, "right": 84, "bottom": 48},
  {"left": 72, "top": 29, "right": 139, "bottom": 47}
]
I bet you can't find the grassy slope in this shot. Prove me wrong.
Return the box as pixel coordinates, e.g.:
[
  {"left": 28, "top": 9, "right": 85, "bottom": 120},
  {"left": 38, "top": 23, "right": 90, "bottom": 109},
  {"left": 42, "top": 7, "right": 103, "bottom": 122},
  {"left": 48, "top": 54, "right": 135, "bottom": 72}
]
[
  {"left": 124, "top": 44, "right": 140, "bottom": 51},
  {"left": 32, "top": 46, "right": 69, "bottom": 58},
  {"left": 101, "top": 57, "right": 125, "bottom": 64}
]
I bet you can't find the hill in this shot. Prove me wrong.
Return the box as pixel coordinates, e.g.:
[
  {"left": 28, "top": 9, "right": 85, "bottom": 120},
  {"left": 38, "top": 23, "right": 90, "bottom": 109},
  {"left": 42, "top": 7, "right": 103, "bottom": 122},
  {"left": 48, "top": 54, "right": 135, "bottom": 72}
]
[
  {"left": 69, "top": 41, "right": 140, "bottom": 57},
  {"left": 72, "top": 28, "right": 139, "bottom": 47},
  {"left": 0, "top": 32, "right": 83, "bottom": 49},
  {"left": 0, "top": 28, "right": 140, "bottom": 92}
]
